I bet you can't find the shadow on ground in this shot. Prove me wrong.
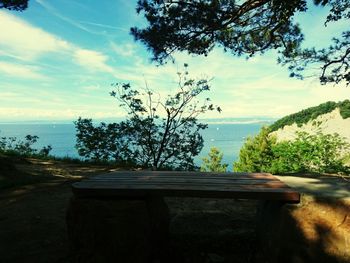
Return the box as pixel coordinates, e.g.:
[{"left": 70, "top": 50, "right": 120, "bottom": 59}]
[
  {"left": 1, "top": 158, "right": 349, "bottom": 263},
  {"left": 254, "top": 173, "right": 350, "bottom": 263}
]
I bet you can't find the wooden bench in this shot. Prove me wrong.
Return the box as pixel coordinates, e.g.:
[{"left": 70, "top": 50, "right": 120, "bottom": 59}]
[
  {"left": 71, "top": 171, "right": 300, "bottom": 202},
  {"left": 67, "top": 171, "right": 300, "bottom": 262}
]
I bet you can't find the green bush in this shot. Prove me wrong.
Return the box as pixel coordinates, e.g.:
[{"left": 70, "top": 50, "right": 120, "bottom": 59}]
[
  {"left": 234, "top": 128, "right": 350, "bottom": 174},
  {"left": 339, "top": 100, "right": 350, "bottom": 118},
  {"left": 0, "top": 134, "right": 52, "bottom": 157},
  {"left": 200, "top": 147, "right": 228, "bottom": 172}
]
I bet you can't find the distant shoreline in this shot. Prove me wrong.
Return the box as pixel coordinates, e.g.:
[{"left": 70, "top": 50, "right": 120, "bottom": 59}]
[
  {"left": 0, "top": 122, "right": 265, "bottom": 170},
  {"left": 0, "top": 117, "right": 277, "bottom": 125}
]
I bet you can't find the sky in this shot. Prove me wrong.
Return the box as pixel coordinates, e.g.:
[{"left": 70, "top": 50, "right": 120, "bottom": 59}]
[{"left": 0, "top": 0, "right": 349, "bottom": 122}]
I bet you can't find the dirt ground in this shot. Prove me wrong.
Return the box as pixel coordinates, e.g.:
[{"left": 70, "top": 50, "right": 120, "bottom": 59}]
[{"left": 0, "top": 158, "right": 260, "bottom": 263}]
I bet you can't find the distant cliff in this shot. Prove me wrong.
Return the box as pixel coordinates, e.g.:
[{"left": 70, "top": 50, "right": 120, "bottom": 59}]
[
  {"left": 270, "top": 100, "right": 350, "bottom": 131},
  {"left": 270, "top": 100, "right": 350, "bottom": 143}
]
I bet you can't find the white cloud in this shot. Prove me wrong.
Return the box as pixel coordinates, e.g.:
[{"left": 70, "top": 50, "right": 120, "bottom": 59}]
[
  {"left": 0, "top": 61, "right": 49, "bottom": 80},
  {"left": 0, "top": 10, "right": 116, "bottom": 75},
  {"left": 0, "top": 10, "right": 70, "bottom": 60},
  {"left": 307, "top": 83, "right": 349, "bottom": 104},
  {"left": 0, "top": 107, "right": 84, "bottom": 120},
  {"left": 81, "top": 84, "right": 101, "bottom": 91},
  {"left": 171, "top": 49, "right": 279, "bottom": 80},
  {"left": 0, "top": 91, "right": 19, "bottom": 99},
  {"left": 73, "top": 49, "right": 113, "bottom": 72},
  {"left": 0, "top": 106, "right": 123, "bottom": 121},
  {"left": 110, "top": 42, "right": 137, "bottom": 57},
  {"left": 112, "top": 48, "right": 282, "bottom": 93},
  {"left": 1, "top": 5, "right": 347, "bottom": 122}
]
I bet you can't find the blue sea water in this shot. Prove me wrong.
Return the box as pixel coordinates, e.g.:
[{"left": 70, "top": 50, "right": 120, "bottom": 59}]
[{"left": 0, "top": 123, "right": 263, "bottom": 170}]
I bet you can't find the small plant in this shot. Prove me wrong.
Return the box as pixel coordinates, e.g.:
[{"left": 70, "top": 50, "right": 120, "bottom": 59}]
[{"left": 39, "top": 145, "right": 53, "bottom": 157}]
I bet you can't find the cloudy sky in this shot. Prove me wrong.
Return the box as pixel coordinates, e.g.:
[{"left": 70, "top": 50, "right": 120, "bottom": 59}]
[{"left": 0, "top": 0, "right": 349, "bottom": 122}]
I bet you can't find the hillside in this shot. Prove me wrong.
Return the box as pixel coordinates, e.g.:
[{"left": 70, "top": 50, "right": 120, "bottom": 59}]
[
  {"left": 269, "top": 100, "right": 350, "bottom": 132},
  {"left": 270, "top": 101, "right": 350, "bottom": 143}
]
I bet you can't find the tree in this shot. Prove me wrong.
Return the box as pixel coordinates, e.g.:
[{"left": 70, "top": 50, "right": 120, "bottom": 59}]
[
  {"left": 75, "top": 65, "right": 220, "bottom": 170},
  {"left": 0, "top": 0, "right": 28, "bottom": 11},
  {"left": 233, "top": 126, "right": 276, "bottom": 172},
  {"left": 131, "top": 0, "right": 350, "bottom": 85},
  {"left": 200, "top": 147, "right": 228, "bottom": 172}
]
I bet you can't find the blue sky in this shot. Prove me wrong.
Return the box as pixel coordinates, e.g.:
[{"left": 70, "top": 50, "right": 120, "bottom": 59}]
[{"left": 0, "top": 0, "right": 349, "bottom": 122}]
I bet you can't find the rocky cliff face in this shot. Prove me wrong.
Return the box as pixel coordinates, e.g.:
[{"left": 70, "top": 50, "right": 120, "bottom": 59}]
[{"left": 271, "top": 108, "right": 350, "bottom": 143}]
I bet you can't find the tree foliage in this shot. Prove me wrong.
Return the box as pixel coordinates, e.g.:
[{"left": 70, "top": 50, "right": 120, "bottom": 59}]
[
  {"left": 234, "top": 128, "right": 350, "bottom": 174},
  {"left": 279, "top": 30, "right": 350, "bottom": 85},
  {"left": 132, "top": 0, "right": 306, "bottom": 61},
  {"left": 0, "top": 0, "right": 28, "bottom": 11},
  {"left": 74, "top": 119, "right": 133, "bottom": 163},
  {"left": 75, "top": 66, "right": 220, "bottom": 170},
  {"left": 233, "top": 126, "right": 276, "bottom": 173},
  {"left": 131, "top": 0, "right": 350, "bottom": 85},
  {"left": 200, "top": 147, "right": 228, "bottom": 172}
]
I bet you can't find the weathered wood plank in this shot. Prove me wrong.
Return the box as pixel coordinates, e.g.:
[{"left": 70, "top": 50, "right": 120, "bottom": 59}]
[
  {"left": 72, "top": 171, "right": 300, "bottom": 203},
  {"left": 72, "top": 183, "right": 299, "bottom": 192},
  {"left": 90, "top": 176, "right": 281, "bottom": 182},
  {"left": 91, "top": 171, "right": 276, "bottom": 179},
  {"left": 82, "top": 180, "right": 289, "bottom": 188},
  {"left": 74, "top": 183, "right": 290, "bottom": 191}
]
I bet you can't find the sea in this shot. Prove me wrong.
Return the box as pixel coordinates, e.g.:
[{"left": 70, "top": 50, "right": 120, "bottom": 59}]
[{"left": 0, "top": 122, "right": 271, "bottom": 171}]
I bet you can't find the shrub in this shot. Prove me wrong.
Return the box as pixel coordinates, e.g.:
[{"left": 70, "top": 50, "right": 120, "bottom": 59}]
[
  {"left": 339, "top": 100, "right": 350, "bottom": 118},
  {"left": 234, "top": 128, "right": 349, "bottom": 174},
  {"left": 200, "top": 147, "right": 228, "bottom": 172},
  {"left": 0, "top": 134, "right": 52, "bottom": 157},
  {"left": 270, "top": 132, "right": 350, "bottom": 174}
]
